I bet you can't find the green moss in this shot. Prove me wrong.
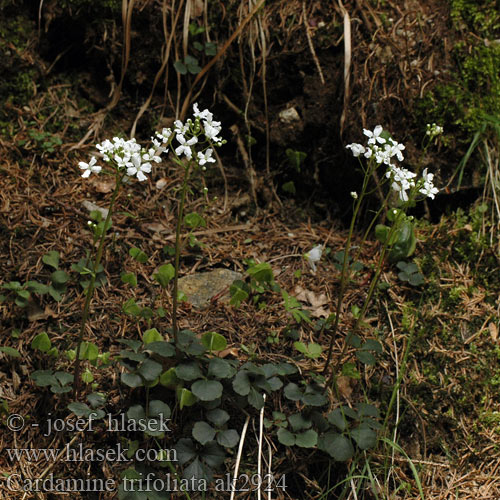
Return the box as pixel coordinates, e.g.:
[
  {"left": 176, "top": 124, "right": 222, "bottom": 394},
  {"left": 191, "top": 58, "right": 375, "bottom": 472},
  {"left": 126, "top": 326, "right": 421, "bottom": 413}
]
[{"left": 414, "top": 0, "right": 500, "bottom": 150}]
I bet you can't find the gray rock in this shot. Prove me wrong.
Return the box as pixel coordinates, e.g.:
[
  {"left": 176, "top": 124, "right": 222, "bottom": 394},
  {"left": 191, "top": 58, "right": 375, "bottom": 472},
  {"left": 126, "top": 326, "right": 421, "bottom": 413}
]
[{"left": 178, "top": 269, "right": 243, "bottom": 308}]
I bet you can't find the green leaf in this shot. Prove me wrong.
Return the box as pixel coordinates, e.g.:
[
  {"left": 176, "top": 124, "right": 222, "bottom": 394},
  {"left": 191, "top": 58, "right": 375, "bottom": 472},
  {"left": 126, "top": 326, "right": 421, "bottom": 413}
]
[
  {"left": 302, "top": 387, "right": 328, "bottom": 407},
  {"left": 47, "top": 286, "right": 63, "bottom": 302},
  {"left": 350, "top": 426, "right": 377, "bottom": 450},
  {"left": 288, "top": 413, "right": 312, "bottom": 431},
  {"left": 81, "top": 369, "right": 94, "bottom": 383},
  {"left": 177, "top": 388, "right": 198, "bottom": 409},
  {"left": 232, "top": 371, "right": 251, "bottom": 396},
  {"left": 217, "top": 429, "right": 239, "bottom": 448},
  {"left": 193, "top": 421, "right": 216, "bottom": 445},
  {"left": 247, "top": 262, "right": 274, "bottom": 283},
  {"left": 356, "top": 403, "right": 380, "bottom": 419},
  {"left": 147, "top": 341, "right": 175, "bottom": 357},
  {"left": 362, "top": 339, "right": 383, "bottom": 354},
  {"left": 127, "top": 405, "right": 146, "bottom": 423},
  {"left": 176, "top": 362, "right": 203, "bottom": 381},
  {"left": 191, "top": 380, "right": 223, "bottom": 401},
  {"left": 184, "top": 212, "right": 206, "bottom": 229},
  {"left": 79, "top": 342, "right": 99, "bottom": 361},
  {"left": 143, "top": 328, "right": 163, "bottom": 345},
  {"left": 327, "top": 408, "right": 348, "bottom": 431},
  {"left": 174, "top": 60, "right": 187, "bottom": 74},
  {"left": 31, "top": 370, "right": 57, "bottom": 387},
  {"left": 67, "top": 402, "right": 92, "bottom": 417},
  {"left": 55, "top": 371, "right": 73, "bottom": 386},
  {"left": 149, "top": 400, "right": 171, "bottom": 419},
  {"left": 247, "top": 387, "right": 264, "bottom": 409},
  {"left": 31, "top": 332, "right": 51, "bottom": 352},
  {"left": 51, "top": 270, "right": 69, "bottom": 285},
  {"left": 356, "top": 350, "right": 376, "bottom": 365},
  {"left": 121, "top": 372, "right": 144, "bottom": 388},
  {"left": 42, "top": 251, "right": 60, "bottom": 270},
  {"left": 207, "top": 358, "right": 234, "bottom": 379},
  {"left": 120, "top": 272, "right": 137, "bottom": 286},
  {"left": 284, "top": 383, "right": 303, "bottom": 401},
  {"left": 153, "top": 264, "right": 175, "bottom": 288},
  {"left": 129, "top": 247, "right": 148, "bottom": 263},
  {"left": 122, "top": 298, "right": 142, "bottom": 316},
  {"left": 26, "top": 281, "right": 49, "bottom": 295},
  {"left": 342, "top": 362, "right": 361, "bottom": 379},
  {"left": 0, "top": 346, "right": 21, "bottom": 358},
  {"left": 206, "top": 409, "right": 230, "bottom": 427},
  {"left": 160, "top": 368, "right": 180, "bottom": 389},
  {"left": 202, "top": 441, "right": 225, "bottom": 468},
  {"left": 320, "top": 432, "right": 355, "bottom": 461},
  {"left": 277, "top": 428, "right": 296, "bottom": 446},
  {"left": 229, "top": 280, "right": 249, "bottom": 307},
  {"left": 138, "top": 359, "right": 163, "bottom": 381},
  {"left": 375, "top": 224, "right": 390, "bottom": 244},
  {"left": 295, "top": 429, "right": 318, "bottom": 448},
  {"left": 201, "top": 332, "right": 227, "bottom": 352}
]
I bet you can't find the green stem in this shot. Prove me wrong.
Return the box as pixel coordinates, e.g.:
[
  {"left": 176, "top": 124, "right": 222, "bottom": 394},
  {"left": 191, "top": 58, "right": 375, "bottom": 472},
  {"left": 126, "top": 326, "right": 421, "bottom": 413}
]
[
  {"left": 322, "top": 162, "right": 374, "bottom": 374},
  {"left": 73, "top": 173, "right": 124, "bottom": 397},
  {"left": 171, "top": 164, "right": 191, "bottom": 348}
]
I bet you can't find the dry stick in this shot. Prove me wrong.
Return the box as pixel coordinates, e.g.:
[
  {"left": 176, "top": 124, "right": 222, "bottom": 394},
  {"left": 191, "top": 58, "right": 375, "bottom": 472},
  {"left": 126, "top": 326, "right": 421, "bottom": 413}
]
[
  {"left": 256, "top": 6, "right": 282, "bottom": 207},
  {"left": 257, "top": 394, "right": 266, "bottom": 500},
  {"left": 71, "top": 0, "right": 135, "bottom": 149},
  {"left": 302, "top": 1, "right": 325, "bottom": 85},
  {"left": 230, "top": 414, "right": 251, "bottom": 500},
  {"left": 337, "top": 0, "right": 352, "bottom": 136},
  {"left": 179, "top": 0, "right": 267, "bottom": 121}
]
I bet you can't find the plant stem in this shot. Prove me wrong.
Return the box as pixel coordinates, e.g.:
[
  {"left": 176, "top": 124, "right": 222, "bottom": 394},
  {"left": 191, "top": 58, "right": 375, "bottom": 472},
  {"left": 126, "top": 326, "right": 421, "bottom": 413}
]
[
  {"left": 322, "top": 165, "right": 373, "bottom": 374},
  {"left": 73, "top": 173, "right": 124, "bottom": 397},
  {"left": 171, "top": 164, "right": 191, "bottom": 348}
]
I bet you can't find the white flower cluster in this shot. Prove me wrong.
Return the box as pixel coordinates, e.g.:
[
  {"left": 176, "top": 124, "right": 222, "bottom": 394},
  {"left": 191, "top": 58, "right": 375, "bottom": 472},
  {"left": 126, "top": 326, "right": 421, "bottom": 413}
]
[
  {"left": 426, "top": 123, "right": 444, "bottom": 139},
  {"left": 346, "top": 125, "right": 439, "bottom": 202},
  {"left": 78, "top": 103, "right": 223, "bottom": 180}
]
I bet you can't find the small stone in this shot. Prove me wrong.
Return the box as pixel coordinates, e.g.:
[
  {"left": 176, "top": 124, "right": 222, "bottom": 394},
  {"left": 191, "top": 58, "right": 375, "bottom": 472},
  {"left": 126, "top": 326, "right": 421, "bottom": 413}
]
[{"left": 178, "top": 269, "right": 243, "bottom": 309}]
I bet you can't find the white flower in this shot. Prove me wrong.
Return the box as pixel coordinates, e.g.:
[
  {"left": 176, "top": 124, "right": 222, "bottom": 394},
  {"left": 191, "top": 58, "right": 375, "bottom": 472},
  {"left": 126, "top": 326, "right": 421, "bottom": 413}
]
[
  {"left": 305, "top": 245, "right": 323, "bottom": 272},
  {"left": 175, "top": 134, "right": 198, "bottom": 159},
  {"left": 363, "top": 125, "right": 386, "bottom": 145},
  {"left": 419, "top": 168, "right": 439, "bottom": 199},
  {"left": 79, "top": 156, "right": 101, "bottom": 178},
  {"left": 193, "top": 103, "right": 213, "bottom": 121},
  {"left": 203, "top": 119, "right": 222, "bottom": 143},
  {"left": 143, "top": 148, "right": 162, "bottom": 163},
  {"left": 386, "top": 165, "right": 417, "bottom": 202},
  {"left": 346, "top": 143, "right": 365, "bottom": 157},
  {"left": 174, "top": 120, "right": 190, "bottom": 136},
  {"left": 387, "top": 138, "right": 405, "bottom": 161},
  {"left": 197, "top": 148, "right": 216, "bottom": 166},
  {"left": 351, "top": 191, "right": 358, "bottom": 199},
  {"left": 114, "top": 153, "right": 130, "bottom": 170},
  {"left": 126, "top": 153, "right": 151, "bottom": 182}
]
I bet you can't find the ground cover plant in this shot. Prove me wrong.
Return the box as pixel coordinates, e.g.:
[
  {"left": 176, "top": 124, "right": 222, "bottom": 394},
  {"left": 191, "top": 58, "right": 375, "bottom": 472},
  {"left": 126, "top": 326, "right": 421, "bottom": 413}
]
[{"left": 1, "top": 1, "right": 500, "bottom": 499}]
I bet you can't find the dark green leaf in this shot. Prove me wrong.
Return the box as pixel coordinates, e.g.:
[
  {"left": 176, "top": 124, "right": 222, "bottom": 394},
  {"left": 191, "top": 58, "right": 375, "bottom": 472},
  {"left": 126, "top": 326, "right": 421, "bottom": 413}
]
[
  {"left": 217, "top": 429, "right": 239, "bottom": 448},
  {"left": 51, "top": 270, "right": 69, "bottom": 285},
  {"left": 146, "top": 341, "right": 175, "bottom": 358},
  {"left": 191, "top": 380, "right": 223, "bottom": 401},
  {"left": 121, "top": 373, "right": 144, "bottom": 388},
  {"left": 42, "top": 251, "right": 60, "bottom": 270},
  {"left": 284, "top": 383, "right": 303, "bottom": 401},
  {"left": 320, "top": 432, "right": 355, "bottom": 461},
  {"left": 295, "top": 429, "right": 318, "bottom": 448},
  {"left": 206, "top": 409, "right": 230, "bottom": 427},
  {"left": 138, "top": 359, "right": 163, "bottom": 381},
  {"left": 207, "top": 358, "right": 234, "bottom": 379},
  {"left": 232, "top": 370, "right": 251, "bottom": 396},
  {"left": 277, "top": 428, "right": 295, "bottom": 446},
  {"left": 176, "top": 362, "right": 203, "bottom": 381},
  {"left": 288, "top": 413, "right": 312, "bottom": 431},
  {"left": 356, "top": 350, "right": 376, "bottom": 365},
  {"left": 193, "top": 421, "right": 216, "bottom": 445},
  {"left": 350, "top": 426, "right": 377, "bottom": 449}
]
